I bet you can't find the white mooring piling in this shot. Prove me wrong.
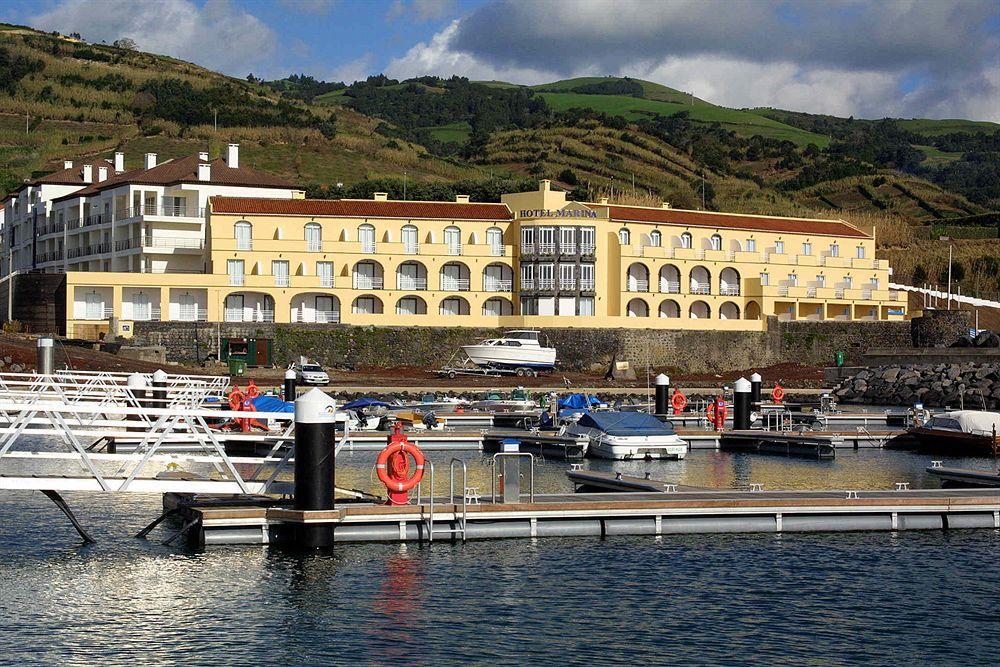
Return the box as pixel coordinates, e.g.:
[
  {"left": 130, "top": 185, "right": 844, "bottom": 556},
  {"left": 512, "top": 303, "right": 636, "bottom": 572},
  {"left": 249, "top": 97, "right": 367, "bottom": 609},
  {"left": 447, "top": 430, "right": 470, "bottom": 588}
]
[{"left": 36, "top": 337, "right": 54, "bottom": 375}]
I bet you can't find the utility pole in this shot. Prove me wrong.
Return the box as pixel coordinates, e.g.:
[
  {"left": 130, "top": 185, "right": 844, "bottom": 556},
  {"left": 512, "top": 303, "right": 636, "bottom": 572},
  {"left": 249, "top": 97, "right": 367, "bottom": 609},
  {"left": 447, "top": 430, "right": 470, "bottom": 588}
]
[
  {"left": 701, "top": 170, "right": 705, "bottom": 209},
  {"left": 403, "top": 171, "right": 407, "bottom": 199},
  {"left": 214, "top": 109, "right": 218, "bottom": 133},
  {"left": 946, "top": 239, "right": 953, "bottom": 309}
]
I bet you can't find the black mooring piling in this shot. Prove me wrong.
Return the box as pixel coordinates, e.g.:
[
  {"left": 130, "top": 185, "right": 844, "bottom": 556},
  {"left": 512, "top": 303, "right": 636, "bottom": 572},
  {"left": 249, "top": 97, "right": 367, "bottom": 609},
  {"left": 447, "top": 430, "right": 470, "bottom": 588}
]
[
  {"left": 750, "top": 372, "right": 762, "bottom": 406},
  {"left": 734, "top": 377, "right": 751, "bottom": 430},
  {"left": 293, "top": 388, "right": 337, "bottom": 548},
  {"left": 654, "top": 373, "right": 670, "bottom": 415},
  {"left": 284, "top": 368, "right": 297, "bottom": 402}
]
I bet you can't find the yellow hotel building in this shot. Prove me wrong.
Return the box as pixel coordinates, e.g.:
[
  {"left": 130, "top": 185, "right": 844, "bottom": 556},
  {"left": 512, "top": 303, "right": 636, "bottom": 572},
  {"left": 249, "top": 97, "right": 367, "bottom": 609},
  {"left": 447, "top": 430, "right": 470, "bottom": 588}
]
[{"left": 64, "top": 180, "right": 906, "bottom": 337}]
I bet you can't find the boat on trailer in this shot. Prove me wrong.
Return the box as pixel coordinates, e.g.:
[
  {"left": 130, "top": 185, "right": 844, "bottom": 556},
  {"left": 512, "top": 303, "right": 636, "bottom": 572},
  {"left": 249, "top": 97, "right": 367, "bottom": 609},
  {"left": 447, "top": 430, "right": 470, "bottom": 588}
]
[
  {"left": 460, "top": 330, "right": 557, "bottom": 373},
  {"left": 566, "top": 411, "right": 688, "bottom": 460}
]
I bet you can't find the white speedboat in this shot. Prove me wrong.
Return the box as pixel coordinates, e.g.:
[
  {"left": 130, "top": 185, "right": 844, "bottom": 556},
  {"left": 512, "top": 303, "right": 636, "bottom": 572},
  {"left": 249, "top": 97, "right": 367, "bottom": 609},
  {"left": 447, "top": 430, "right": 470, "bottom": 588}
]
[
  {"left": 566, "top": 411, "right": 688, "bottom": 460},
  {"left": 461, "top": 330, "right": 557, "bottom": 371}
]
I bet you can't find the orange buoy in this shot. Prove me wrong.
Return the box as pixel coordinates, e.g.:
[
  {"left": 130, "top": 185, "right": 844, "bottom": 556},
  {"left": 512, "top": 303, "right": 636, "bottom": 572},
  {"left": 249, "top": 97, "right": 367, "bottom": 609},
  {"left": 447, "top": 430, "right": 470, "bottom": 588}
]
[
  {"left": 375, "top": 423, "right": 426, "bottom": 505},
  {"left": 671, "top": 390, "right": 687, "bottom": 413},
  {"left": 772, "top": 384, "right": 785, "bottom": 403}
]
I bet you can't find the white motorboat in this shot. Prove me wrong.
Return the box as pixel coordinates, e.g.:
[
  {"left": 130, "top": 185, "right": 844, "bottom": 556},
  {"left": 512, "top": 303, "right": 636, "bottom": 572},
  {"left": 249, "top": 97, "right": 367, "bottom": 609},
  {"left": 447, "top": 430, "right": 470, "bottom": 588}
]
[
  {"left": 461, "top": 330, "right": 557, "bottom": 371},
  {"left": 566, "top": 411, "right": 688, "bottom": 460}
]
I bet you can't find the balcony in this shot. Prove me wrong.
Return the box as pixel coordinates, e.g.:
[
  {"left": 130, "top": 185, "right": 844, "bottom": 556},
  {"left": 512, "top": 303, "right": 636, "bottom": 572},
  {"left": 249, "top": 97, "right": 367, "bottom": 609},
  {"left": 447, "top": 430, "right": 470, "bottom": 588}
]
[
  {"left": 806, "top": 287, "right": 818, "bottom": 298},
  {"left": 520, "top": 242, "right": 535, "bottom": 254},
  {"left": 176, "top": 307, "right": 207, "bottom": 322},
  {"left": 660, "top": 280, "right": 680, "bottom": 294},
  {"left": 319, "top": 276, "right": 335, "bottom": 288},
  {"left": 130, "top": 308, "right": 161, "bottom": 322},
  {"left": 690, "top": 282, "right": 711, "bottom": 295},
  {"left": 398, "top": 277, "right": 427, "bottom": 291},
  {"left": 353, "top": 276, "right": 383, "bottom": 290},
  {"left": 521, "top": 277, "right": 535, "bottom": 289},
  {"left": 81, "top": 213, "right": 109, "bottom": 228},
  {"left": 80, "top": 306, "right": 114, "bottom": 321},
  {"left": 440, "top": 278, "right": 470, "bottom": 291},
  {"left": 37, "top": 223, "right": 65, "bottom": 237},
  {"left": 67, "top": 241, "right": 112, "bottom": 259},
  {"left": 306, "top": 241, "right": 322, "bottom": 252},
  {"left": 361, "top": 242, "right": 376, "bottom": 254},
  {"left": 559, "top": 279, "right": 576, "bottom": 290},
  {"left": 36, "top": 251, "right": 64, "bottom": 263},
  {"left": 538, "top": 277, "right": 555, "bottom": 290},
  {"left": 274, "top": 276, "right": 290, "bottom": 287},
  {"left": 229, "top": 275, "right": 245, "bottom": 287},
  {"left": 489, "top": 244, "right": 504, "bottom": 257},
  {"left": 298, "top": 310, "right": 340, "bottom": 324},
  {"left": 225, "top": 308, "right": 274, "bottom": 323},
  {"left": 135, "top": 236, "right": 206, "bottom": 251},
  {"left": 626, "top": 280, "right": 648, "bottom": 292},
  {"left": 580, "top": 278, "right": 596, "bottom": 291},
  {"left": 538, "top": 242, "right": 556, "bottom": 255},
  {"left": 580, "top": 243, "right": 595, "bottom": 256},
  {"left": 404, "top": 243, "right": 420, "bottom": 255},
  {"left": 115, "top": 205, "right": 204, "bottom": 220},
  {"left": 484, "top": 279, "right": 512, "bottom": 292},
  {"left": 560, "top": 243, "right": 576, "bottom": 255},
  {"left": 719, "top": 285, "right": 741, "bottom": 296},
  {"left": 447, "top": 243, "right": 463, "bottom": 256}
]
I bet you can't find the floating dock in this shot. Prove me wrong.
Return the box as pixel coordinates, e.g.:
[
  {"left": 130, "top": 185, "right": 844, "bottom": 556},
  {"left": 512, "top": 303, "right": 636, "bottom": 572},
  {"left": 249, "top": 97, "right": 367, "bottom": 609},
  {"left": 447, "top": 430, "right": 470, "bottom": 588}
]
[
  {"left": 720, "top": 431, "right": 840, "bottom": 459},
  {"left": 177, "top": 487, "right": 1000, "bottom": 546},
  {"left": 926, "top": 465, "right": 1000, "bottom": 488},
  {"left": 484, "top": 429, "right": 588, "bottom": 459}
]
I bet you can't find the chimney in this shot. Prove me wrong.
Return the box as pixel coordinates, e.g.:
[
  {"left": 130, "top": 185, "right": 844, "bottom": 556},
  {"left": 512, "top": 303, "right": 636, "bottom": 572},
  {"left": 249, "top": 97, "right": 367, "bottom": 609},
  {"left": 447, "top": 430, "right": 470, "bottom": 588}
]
[
  {"left": 82, "top": 164, "right": 93, "bottom": 184},
  {"left": 226, "top": 143, "right": 239, "bottom": 169},
  {"left": 539, "top": 179, "right": 551, "bottom": 192},
  {"left": 661, "top": 201, "right": 672, "bottom": 209},
  {"left": 373, "top": 192, "right": 388, "bottom": 201},
  {"left": 199, "top": 151, "right": 209, "bottom": 161},
  {"left": 63, "top": 160, "right": 73, "bottom": 170},
  {"left": 98, "top": 166, "right": 108, "bottom": 182},
  {"left": 144, "top": 153, "right": 157, "bottom": 170},
  {"left": 599, "top": 197, "right": 609, "bottom": 205},
  {"left": 198, "top": 163, "right": 211, "bottom": 181},
  {"left": 114, "top": 152, "right": 124, "bottom": 173},
  {"left": 455, "top": 194, "right": 470, "bottom": 203}
]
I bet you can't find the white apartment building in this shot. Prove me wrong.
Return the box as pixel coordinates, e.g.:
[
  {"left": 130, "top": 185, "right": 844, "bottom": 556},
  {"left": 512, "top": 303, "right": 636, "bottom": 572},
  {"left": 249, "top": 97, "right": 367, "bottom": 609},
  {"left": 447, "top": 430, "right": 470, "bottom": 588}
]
[{"left": 2, "top": 144, "right": 301, "bottom": 278}]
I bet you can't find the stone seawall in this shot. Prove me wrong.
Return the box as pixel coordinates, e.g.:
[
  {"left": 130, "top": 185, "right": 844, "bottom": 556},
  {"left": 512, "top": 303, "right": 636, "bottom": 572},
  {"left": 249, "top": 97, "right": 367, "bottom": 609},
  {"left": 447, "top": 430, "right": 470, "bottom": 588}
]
[
  {"left": 130, "top": 318, "right": 912, "bottom": 375},
  {"left": 833, "top": 363, "right": 1000, "bottom": 409}
]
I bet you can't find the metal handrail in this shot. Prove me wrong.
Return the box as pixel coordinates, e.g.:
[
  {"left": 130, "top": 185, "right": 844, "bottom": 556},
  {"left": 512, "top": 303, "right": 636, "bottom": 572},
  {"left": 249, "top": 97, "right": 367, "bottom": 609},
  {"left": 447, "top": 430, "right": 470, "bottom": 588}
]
[{"left": 490, "top": 452, "right": 534, "bottom": 503}]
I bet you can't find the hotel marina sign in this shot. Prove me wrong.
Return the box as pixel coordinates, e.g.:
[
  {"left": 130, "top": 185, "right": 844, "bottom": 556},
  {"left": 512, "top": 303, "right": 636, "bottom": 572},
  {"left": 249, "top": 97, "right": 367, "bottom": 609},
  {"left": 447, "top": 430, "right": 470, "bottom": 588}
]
[{"left": 519, "top": 208, "right": 597, "bottom": 219}]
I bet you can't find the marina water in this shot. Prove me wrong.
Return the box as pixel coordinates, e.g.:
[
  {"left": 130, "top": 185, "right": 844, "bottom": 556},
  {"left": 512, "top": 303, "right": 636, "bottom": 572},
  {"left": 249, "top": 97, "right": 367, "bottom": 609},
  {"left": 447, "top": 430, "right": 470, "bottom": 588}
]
[{"left": 1, "top": 447, "right": 998, "bottom": 664}]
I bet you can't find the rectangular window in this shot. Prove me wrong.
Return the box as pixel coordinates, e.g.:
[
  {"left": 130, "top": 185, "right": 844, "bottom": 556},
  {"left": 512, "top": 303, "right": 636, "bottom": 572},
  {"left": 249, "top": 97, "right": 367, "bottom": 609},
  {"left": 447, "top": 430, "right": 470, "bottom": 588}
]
[
  {"left": 830, "top": 243, "right": 839, "bottom": 257},
  {"left": 317, "top": 261, "right": 333, "bottom": 288},
  {"left": 746, "top": 238, "right": 756, "bottom": 252},
  {"left": 402, "top": 226, "right": 419, "bottom": 254},
  {"left": 305, "top": 225, "right": 322, "bottom": 251},
  {"left": 817, "top": 274, "right": 826, "bottom": 287},
  {"left": 559, "top": 263, "right": 575, "bottom": 290},
  {"left": 228, "top": 259, "right": 244, "bottom": 286},
  {"left": 580, "top": 227, "right": 595, "bottom": 254},
  {"left": 521, "top": 227, "right": 535, "bottom": 253},
  {"left": 789, "top": 274, "right": 798, "bottom": 286},
  {"left": 538, "top": 263, "right": 555, "bottom": 289},
  {"left": 235, "top": 224, "right": 252, "bottom": 250},
  {"left": 774, "top": 240, "right": 784, "bottom": 254},
  {"left": 359, "top": 226, "right": 376, "bottom": 253},
  {"left": 579, "top": 264, "right": 595, "bottom": 291},
  {"left": 538, "top": 227, "right": 556, "bottom": 255},
  {"left": 845, "top": 276, "right": 853, "bottom": 288},
  {"left": 559, "top": 227, "right": 576, "bottom": 254},
  {"left": 272, "top": 260, "right": 289, "bottom": 287},
  {"left": 519, "top": 296, "right": 538, "bottom": 316},
  {"left": 760, "top": 272, "right": 769, "bottom": 286},
  {"left": 444, "top": 227, "right": 462, "bottom": 255},
  {"left": 487, "top": 228, "right": 503, "bottom": 256},
  {"left": 163, "top": 196, "right": 186, "bottom": 217},
  {"left": 856, "top": 245, "right": 866, "bottom": 259},
  {"left": 520, "top": 264, "right": 535, "bottom": 289},
  {"left": 579, "top": 296, "right": 595, "bottom": 316},
  {"left": 802, "top": 242, "right": 812, "bottom": 255}
]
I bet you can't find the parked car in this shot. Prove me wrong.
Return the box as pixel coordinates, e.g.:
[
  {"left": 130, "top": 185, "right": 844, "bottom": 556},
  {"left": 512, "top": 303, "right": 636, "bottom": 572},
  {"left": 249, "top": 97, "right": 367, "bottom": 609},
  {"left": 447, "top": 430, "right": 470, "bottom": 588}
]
[{"left": 290, "top": 362, "right": 330, "bottom": 386}]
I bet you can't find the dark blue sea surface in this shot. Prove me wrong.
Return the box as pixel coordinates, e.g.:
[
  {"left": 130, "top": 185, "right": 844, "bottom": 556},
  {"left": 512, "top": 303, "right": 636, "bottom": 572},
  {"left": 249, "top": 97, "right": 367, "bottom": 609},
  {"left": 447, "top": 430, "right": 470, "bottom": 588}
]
[{"left": 0, "top": 448, "right": 998, "bottom": 665}]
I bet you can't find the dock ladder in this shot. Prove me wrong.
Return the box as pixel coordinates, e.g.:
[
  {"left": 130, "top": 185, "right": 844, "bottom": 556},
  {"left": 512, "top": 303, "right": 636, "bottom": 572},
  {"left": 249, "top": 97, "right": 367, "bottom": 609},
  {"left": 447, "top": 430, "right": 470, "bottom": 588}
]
[{"left": 416, "top": 458, "right": 470, "bottom": 542}]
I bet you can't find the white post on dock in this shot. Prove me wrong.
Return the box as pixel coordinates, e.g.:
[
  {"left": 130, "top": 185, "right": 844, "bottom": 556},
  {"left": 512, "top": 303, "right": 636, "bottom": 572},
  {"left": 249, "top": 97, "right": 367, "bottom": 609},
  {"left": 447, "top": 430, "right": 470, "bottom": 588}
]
[
  {"left": 750, "top": 372, "right": 762, "bottom": 406},
  {"left": 293, "top": 388, "right": 338, "bottom": 548},
  {"left": 734, "top": 377, "right": 752, "bottom": 430},
  {"left": 36, "top": 337, "right": 54, "bottom": 375},
  {"left": 655, "top": 373, "right": 670, "bottom": 415},
  {"left": 126, "top": 373, "right": 148, "bottom": 433},
  {"left": 151, "top": 369, "right": 168, "bottom": 407},
  {"left": 284, "top": 368, "right": 297, "bottom": 402}
]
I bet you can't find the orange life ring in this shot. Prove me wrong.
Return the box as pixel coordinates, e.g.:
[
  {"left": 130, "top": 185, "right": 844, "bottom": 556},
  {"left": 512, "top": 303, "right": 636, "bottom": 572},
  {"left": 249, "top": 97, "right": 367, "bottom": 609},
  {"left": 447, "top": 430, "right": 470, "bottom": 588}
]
[
  {"left": 376, "top": 437, "right": 426, "bottom": 494},
  {"left": 772, "top": 384, "right": 785, "bottom": 402},
  {"left": 246, "top": 380, "right": 260, "bottom": 399},
  {"left": 228, "top": 387, "right": 244, "bottom": 412},
  {"left": 671, "top": 391, "right": 687, "bottom": 412},
  {"left": 706, "top": 401, "right": 715, "bottom": 421}
]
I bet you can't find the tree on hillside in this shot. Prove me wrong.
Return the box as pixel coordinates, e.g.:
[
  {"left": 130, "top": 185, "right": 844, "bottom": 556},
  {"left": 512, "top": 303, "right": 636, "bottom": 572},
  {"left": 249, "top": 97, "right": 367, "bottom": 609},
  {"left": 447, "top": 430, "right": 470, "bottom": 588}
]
[
  {"left": 112, "top": 38, "right": 137, "bottom": 50},
  {"left": 911, "top": 265, "right": 928, "bottom": 284},
  {"left": 940, "top": 260, "right": 965, "bottom": 285}
]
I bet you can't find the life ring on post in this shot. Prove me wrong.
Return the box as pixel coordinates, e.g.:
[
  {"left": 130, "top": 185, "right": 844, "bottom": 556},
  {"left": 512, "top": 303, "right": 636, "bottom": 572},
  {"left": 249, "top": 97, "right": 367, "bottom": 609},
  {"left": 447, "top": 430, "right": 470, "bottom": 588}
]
[
  {"left": 772, "top": 384, "right": 785, "bottom": 403},
  {"left": 375, "top": 423, "right": 426, "bottom": 505},
  {"left": 671, "top": 391, "right": 687, "bottom": 413},
  {"left": 706, "top": 401, "right": 715, "bottom": 422}
]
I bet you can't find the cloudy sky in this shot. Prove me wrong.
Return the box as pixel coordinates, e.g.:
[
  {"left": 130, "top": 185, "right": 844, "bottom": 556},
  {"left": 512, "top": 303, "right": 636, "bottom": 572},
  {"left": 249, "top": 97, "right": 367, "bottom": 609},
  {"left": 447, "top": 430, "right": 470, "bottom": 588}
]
[{"left": 3, "top": 0, "right": 998, "bottom": 121}]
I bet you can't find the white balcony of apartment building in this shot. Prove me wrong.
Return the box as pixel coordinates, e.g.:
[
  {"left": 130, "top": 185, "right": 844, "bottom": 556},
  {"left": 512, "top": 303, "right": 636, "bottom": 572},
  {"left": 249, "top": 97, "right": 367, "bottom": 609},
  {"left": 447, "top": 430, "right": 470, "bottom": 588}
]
[
  {"left": 538, "top": 277, "right": 555, "bottom": 290},
  {"left": 559, "top": 278, "right": 576, "bottom": 290},
  {"left": 129, "top": 308, "right": 161, "bottom": 322},
  {"left": 521, "top": 277, "right": 536, "bottom": 289},
  {"left": 353, "top": 275, "right": 383, "bottom": 290},
  {"left": 80, "top": 306, "right": 114, "bottom": 321},
  {"left": 142, "top": 236, "right": 205, "bottom": 251},
  {"left": 229, "top": 274, "right": 245, "bottom": 287},
  {"left": 447, "top": 243, "right": 463, "bottom": 256},
  {"left": 806, "top": 287, "right": 818, "bottom": 298},
  {"left": 398, "top": 277, "right": 427, "bottom": 291},
  {"left": 360, "top": 241, "right": 376, "bottom": 254},
  {"left": 538, "top": 242, "right": 556, "bottom": 255},
  {"left": 404, "top": 242, "right": 420, "bottom": 255},
  {"left": 580, "top": 242, "right": 596, "bottom": 255},
  {"left": 274, "top": 276, "right": 290, "bottom": 287},
  {"left": 176, "top": 306, "right": 207, "bottom": 322},
  {"left": 521, "top": 242, "right": 535, "bottom": 254},
  {"left": 720, "top": 285, "right": 741, "bottom": 296},
  {"left": 626, "top": 279, "right": 648, "bottom": 292},
  {"left": 484, "top": 278, "right": 512, "bottom": 292},
  {"left": 580, "top": 278, "right": 596, "bottom": 291},
  {"left": 320, "top": 276, "right": 335, "bottom": 288},
  {"left": 297, "top": 310, "right": 341, "bottom": 324},
  {"left": 660, "top": 279, "right": 681, "bottom": 293},
  {"left": 225, "top": 308, "right": 275, "bottom": 323},
  {"left": 690, "top": 282, "right": 711, "bottom": 295},
  {"left": 117, "top": 204, "right": 204, "bottom": 221},
  {"left": 489, "top": 244, "right": 504, "bottom": 257},
  {"left": 440, "top": 277, "right": 471, "bottom": 291}
]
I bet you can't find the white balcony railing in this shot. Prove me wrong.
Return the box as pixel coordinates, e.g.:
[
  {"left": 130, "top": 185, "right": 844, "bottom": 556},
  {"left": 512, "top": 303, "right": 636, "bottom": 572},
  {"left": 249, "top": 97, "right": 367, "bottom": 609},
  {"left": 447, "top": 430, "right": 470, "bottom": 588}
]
[
  {"left": 142, "top": 236, "right": 205, "bottom": 250},
  {"left": 580, "top": 278, "right": 596, "bottom": 291},
  {"left": 777, "top": 286, "right": 790, "bottom": 296},
  {"left": 298, "top": 310, "right": 341, "bottom": 324},
  {"left": 361, "top": 242, "right": 376, "bottom": 254},
  {"left": 229, "top": 275, "right": 245, "bottom": 287},
  {"left": 862, "top": 290, "right": 873, "bottom": 299},
  {"left": 835, "top": 289, "right": 846, "bottom": 299},
  {"left": 660, "top": 280, "right": 681, "bottom": 293},
  {"left": 538, "top": 277, "right": 555, "bottom": 290},
  {"left": 538, "top": 242, "right": 556, "bottom": 255},
  {"left": 521, "top": 243, "right": 535, "bottom": 254},
  {"left": 559, "top": 279, "right": 576, "bottom": 290},
  {"left": 397, "top": 277, "right": 427, "bottom": 291},
  {"left": 521, "top": 277, "right": 535, "bottom": 289},
  {"left": 275, "top": 276, "right": 290, "bottom": 287},
  {"left": 690, "top": 282, "right": 711, "bottom": 295},
  {"left": 320, "top": 276, "right": 335, "bottom": 288},
  {"left": 130, "top": 307, "right": 161, "bottom": 322},
  {"left": 560, "top": 243, "right": 576, "bottom": 255},
  {"left": 225, "top": 309, "right": 275, "bottom": 323},
  {"left": 490, "top": 244, "right": 504, "bottom": 257},
  {"left": 627, "top": 280, "right": 649, "bottom": 292},
  {"left": 404, "top": 243, "right": 419, "bottom": 255},
  {"left": 484, "top": 279, "right": 512, "bottom": 292},
  {"left": 237, "top": 240, "right": 252, "bottom": 251},
  {"left": 580, "top": 243, "right": 596, "bottom": 255},
  {"left": 720, "top": 285, "right": 741, "bottom": 296},
  {"left": 177, "top": 306, "right": 207, "bottom": 322},
  {"left": 447, "top": 244, "right": 463, "bottom": 256},
  {"left": 306, "top": 241, "right": 322, "bottom": 252},
  {"left": 440, "top": 278, "right": 470, "bottom": 291},
  {"left": 806, "top": 287, "right": 817, "bottom": 297},
  {"left": 353, "top": 275, "right": 383, "bottom": 290},
  {"left": 80, "top": 306, "right": 114, "bottom": 321}
]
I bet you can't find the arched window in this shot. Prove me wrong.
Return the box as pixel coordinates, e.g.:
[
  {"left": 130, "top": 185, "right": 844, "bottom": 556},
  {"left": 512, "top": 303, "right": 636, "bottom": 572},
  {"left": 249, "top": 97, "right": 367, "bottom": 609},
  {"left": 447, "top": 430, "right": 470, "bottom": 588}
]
[
  {"left": 402, "top": 225, "right": 419, "bottom": 254},
  {"left": 440, "top": 297, "right": 469, "bottom": 316},
  {"left": 352, "top": 295, "right": 382, "bottom": 315},
  {"left": 649, "top": 230, "right": 662, "bottom": 247},
  {"left": 396, "top": 296, "right": 426, "bottom": 315},
  {"left": 710, "top": 234, "right": 722, "bottom": 251},
  {"left": 304, "top": 223, "right": 322, "bottom": 252},
  {"left": 444, "top": 226, "right": 462, "bottom": 255},
  {"left": 234, "top": 221, "right": 252, "bottom": 250},
  {"left": 486, "top": 227, "right": 503, "bottom": 256},
  {"left": 619, "top": 228, "right": 631, "bottom": 245},
  {"left": 358, "top": 224, "right": 375, "bottom": 253},
  {"left": 680, "top": 232, "right": 692, "bottom": 249}
]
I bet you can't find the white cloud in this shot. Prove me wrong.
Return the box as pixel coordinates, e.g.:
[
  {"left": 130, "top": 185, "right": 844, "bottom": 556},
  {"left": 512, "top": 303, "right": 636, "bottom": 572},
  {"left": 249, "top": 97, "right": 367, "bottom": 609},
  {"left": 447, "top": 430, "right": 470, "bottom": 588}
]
[
  {"left": 30, "top": 0, "right": 278, "bottom": 77},
  {"left": 330, "top": 53, "right": 377, "bottom": 84},
  {"left": 387, "top": 0, "right": 456, "bottom": 23}
]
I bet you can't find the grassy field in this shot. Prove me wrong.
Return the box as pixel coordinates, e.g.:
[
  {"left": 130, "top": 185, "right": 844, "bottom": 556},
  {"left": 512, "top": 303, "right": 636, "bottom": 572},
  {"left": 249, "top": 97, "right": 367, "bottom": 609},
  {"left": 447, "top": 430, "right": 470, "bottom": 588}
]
[
  {"left": 423, "top": 122, "right": 472, "bottom": 144},
  {"left": 536, "top": 92, "right": 831, "bottom": 147},
  {"left": 897, "top": 118, "right": 998, "bottom": 136}
]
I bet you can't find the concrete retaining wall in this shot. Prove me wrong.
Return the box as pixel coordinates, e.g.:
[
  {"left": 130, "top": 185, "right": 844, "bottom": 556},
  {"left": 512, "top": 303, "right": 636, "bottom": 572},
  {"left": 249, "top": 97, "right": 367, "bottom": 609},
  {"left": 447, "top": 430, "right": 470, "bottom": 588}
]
[{"left": 131, "top": 317, "right": 912, "bottom": 374}]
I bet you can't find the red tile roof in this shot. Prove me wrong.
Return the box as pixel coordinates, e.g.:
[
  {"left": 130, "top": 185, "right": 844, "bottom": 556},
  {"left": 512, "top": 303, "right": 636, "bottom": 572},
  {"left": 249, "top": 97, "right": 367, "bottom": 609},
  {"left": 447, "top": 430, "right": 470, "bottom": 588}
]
[
  {"left": 4, "top": 159, "right": 117, "bottom": 199},
  {"left": 598, "top": 204, "right": 870, "bottom": 238},
  {"left": 52, "top": 154, "right": 296, "bottom": 202},
  {"left": 210, "top": 197, "right": 515, "bottom": 221}
]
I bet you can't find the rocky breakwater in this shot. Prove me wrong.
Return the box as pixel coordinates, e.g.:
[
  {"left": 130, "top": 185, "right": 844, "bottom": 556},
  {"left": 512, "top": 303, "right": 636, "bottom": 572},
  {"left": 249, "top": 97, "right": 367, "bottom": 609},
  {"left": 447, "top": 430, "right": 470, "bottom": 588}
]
[{"left": 833, "top": 363, "right": 1000, "bottom": 409}]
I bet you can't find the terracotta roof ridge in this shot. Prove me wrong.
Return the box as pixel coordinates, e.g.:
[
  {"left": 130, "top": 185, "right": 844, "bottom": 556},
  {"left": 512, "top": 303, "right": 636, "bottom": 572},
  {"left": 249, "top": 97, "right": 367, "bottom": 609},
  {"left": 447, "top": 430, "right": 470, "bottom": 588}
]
[{"left": 595, "top": 201, "right": 853, "bottom": 226}]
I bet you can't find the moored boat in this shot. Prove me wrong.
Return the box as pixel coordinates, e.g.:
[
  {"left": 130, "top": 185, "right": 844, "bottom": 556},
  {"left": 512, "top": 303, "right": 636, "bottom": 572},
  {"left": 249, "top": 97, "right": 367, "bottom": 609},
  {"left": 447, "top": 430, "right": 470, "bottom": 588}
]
[
  {"left": 889, "top": 410, "right": 1000, "bottom": 456},
  {"left": 566, "top": 411, "right": 688, "bottom": 460}
]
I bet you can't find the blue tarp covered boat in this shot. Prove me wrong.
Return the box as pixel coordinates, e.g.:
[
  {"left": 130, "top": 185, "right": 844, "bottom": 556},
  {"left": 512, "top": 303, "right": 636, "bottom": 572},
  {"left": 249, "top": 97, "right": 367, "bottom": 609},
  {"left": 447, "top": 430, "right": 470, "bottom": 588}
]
[
  {"left": 250, "top": 395, "right": 294, "bottom": 413},
  {"left": 342, "top": 397, "right": 392, "bottom": 410}
]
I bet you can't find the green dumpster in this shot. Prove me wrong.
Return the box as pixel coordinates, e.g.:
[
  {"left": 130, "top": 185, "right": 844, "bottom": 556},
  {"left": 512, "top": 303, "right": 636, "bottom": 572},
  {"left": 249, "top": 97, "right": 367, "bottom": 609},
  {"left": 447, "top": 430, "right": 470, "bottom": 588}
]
[
  {"left": 229, "top": 359, "right": 247, "bottom": 376},
  {"left": 834, "top": 351, "right": 845, "bottom": 367}
]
